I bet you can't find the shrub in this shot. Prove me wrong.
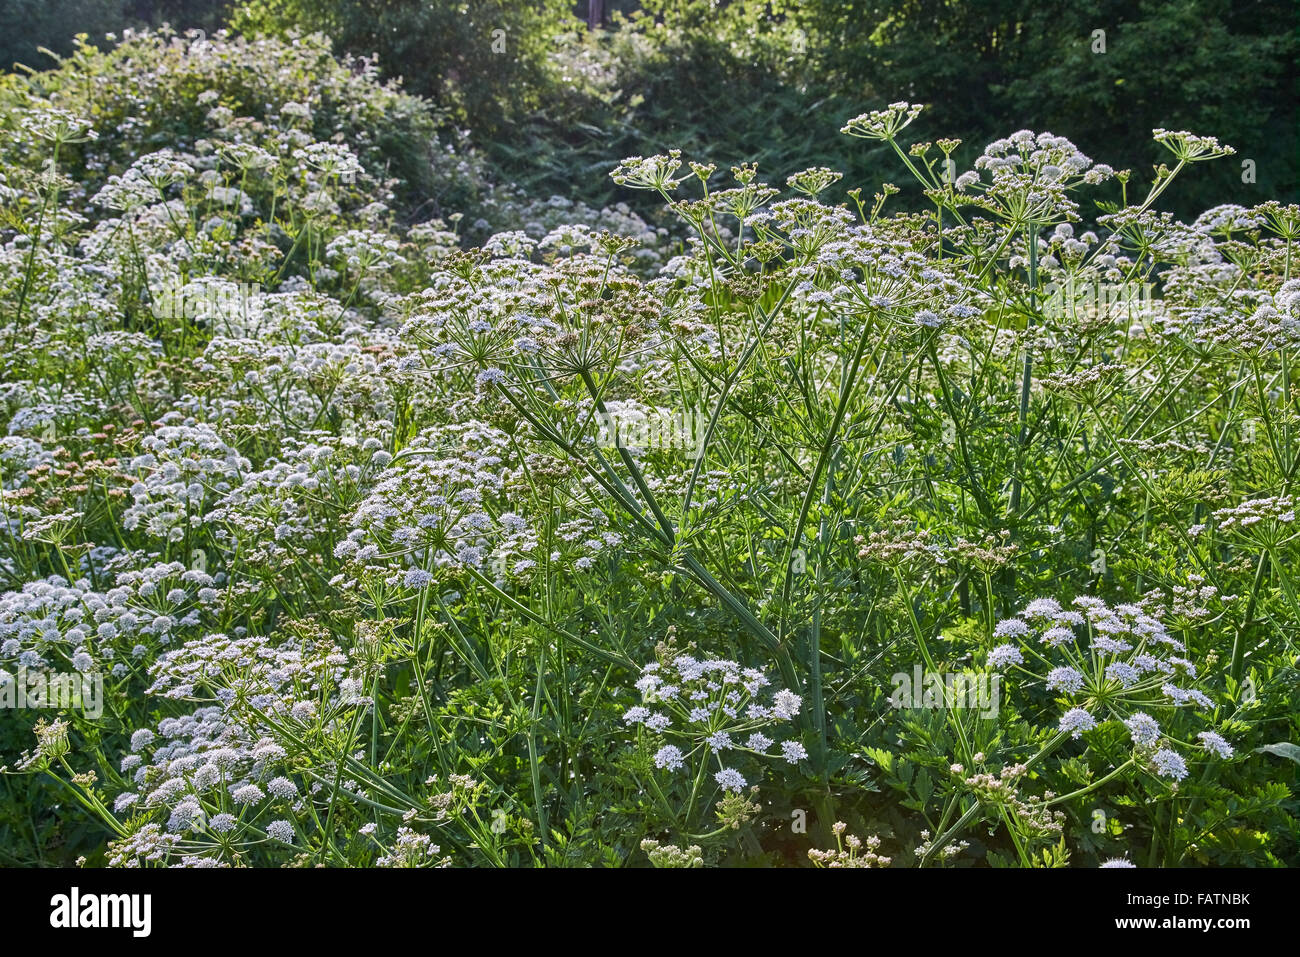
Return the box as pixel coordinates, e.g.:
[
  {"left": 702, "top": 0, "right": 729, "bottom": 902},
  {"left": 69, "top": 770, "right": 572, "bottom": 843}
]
[{"left": 0, "top": 28, "right": 500, "bottom": 222}]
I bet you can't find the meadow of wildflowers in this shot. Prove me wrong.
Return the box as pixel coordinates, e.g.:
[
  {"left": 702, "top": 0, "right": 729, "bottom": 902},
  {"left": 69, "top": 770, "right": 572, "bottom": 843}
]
[{"left": 0, "top": 30, "right": 1296, "bottom": 870}]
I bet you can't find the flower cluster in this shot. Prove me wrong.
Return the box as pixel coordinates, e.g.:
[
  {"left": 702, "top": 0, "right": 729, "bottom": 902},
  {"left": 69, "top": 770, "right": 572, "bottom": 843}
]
[
  {"left": 987, "top": 597, "right": 1232, "bottom": 783},
  {"left": 625, "top": 653, "right": 805, "bottom": 794}
]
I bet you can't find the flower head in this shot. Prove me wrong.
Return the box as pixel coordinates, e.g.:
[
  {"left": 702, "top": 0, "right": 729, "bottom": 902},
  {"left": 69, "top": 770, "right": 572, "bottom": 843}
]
[
  {"left": 1060, "top": 707, "right": 1097, "bottom": 739},
  {"left": 1152, "top": 748, "right": 1189, "bottom": 781},
  {"left": 1198, "top": 731, "right": 1234, "bottom": 759}
]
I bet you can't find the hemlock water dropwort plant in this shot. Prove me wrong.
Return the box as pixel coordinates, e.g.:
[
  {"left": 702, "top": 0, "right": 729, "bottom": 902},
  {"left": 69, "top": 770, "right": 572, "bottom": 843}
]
[
  {"left": 623, "top": 646, "right": 805, "bottom": 835},
  {"left": 0, "top": 29, "right": 1296, "bottom": 868}
]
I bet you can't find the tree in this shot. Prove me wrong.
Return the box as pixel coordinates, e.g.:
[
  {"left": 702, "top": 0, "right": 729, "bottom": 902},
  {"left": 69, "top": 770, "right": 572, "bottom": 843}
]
[
  {"left": 810, "top": 0, "right": 1298, "bottom": 212},
  {"left": 234, "top": 0, "right": 577, "bottom": 136}
]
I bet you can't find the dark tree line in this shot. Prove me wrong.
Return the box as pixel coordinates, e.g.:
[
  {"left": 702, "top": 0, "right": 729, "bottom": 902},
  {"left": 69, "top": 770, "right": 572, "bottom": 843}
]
[{"left": 2, "top": 0, "right": 1294, "bottom": 214}]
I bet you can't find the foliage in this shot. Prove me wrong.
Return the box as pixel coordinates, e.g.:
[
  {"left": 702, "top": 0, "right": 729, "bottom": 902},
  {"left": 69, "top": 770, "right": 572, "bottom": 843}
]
[
  {"left": 222, "top": 1, "right": 1297, "bottom": 220},
  {"left": 0, "top": 28, "right": 1297, "bottom": 870},
  {"left": 811, "top": 0, "right": 1299, "bottom": 215},
  {"left": 232, "top": 0, "right": 575, "bottom": 137},
  {"left": 0, "top": 0, "right": 235, "bottom": 72}
]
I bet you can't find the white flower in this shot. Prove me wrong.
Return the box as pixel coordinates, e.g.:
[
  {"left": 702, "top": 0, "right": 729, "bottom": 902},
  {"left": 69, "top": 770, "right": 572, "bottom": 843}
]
[
  {"left": 653, "top": 745, "right": 684, "bottom": 771},
  {"left": 267, "top": 777, "right": 298, "bottom": 800},
  {"left": 781, "top": 741, "right": 809, "bottom": 764},
  {"left": 1046, "top": 667, "right": 1085, "bottom": 694},
  {"left": 1152, "top": 748, "right": 1189, "bottom": 780},
  {"left": 1162, "top": 684, "right": 1212, "bottom": 709},
  {"left": 714, "top": 768, "right": 747, "bottom": 792},
  {"left": 231, "top": 784, "right": 265, "bottom": 805},
  {"left": 1198, "top": 731, "right": 1234, "bottom": 759},
  {"left": 1123, "top": 712, "right": 1160, "bottom": 749},
  {"left": 841, "top": 102, "right": 924, "bottom": 141},
  {"left": 772, "top": 689, "right": 802, "bottom": 719},
  {"left": 988, "top": 644, "right": 1023, "bottom": 668},
  {"left": 266, "top": 820, "right": 295, "bottom": 843},
  {"left": 1059, "top": 707, "right": 1096, "bottom": 739},
  {"left": 706, "top": 731, "right": 733, "bottom": 751},
  {"left": 993, "top": 618, "right": 1030, "bottom": 638}
]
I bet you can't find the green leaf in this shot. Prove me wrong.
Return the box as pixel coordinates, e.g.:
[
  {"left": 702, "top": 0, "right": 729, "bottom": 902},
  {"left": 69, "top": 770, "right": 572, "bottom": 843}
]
[{"left": 1254, "top": 742, "right": 1300, "bottom": 764}]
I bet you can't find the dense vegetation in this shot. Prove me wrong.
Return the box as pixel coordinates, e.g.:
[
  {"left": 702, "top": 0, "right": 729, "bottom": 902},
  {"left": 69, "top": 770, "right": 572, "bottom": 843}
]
[
  {"left": 0, "top": 8, "right": 1296, "bottom": 868},
  {"left": 5, "top": 2, "right": 1296, "bottom": 217}
]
